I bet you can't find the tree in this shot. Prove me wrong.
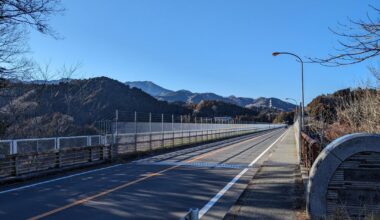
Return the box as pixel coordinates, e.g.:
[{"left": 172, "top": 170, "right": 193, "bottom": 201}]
[
  {"left": 272, "top": 111, "right": 294, "bottom": 125},
  {"left": 310, "top": 6, "right": 380, "bottom": 66},
  {"left": 0, "top": 0, "right": 63, "bottom": 80}
]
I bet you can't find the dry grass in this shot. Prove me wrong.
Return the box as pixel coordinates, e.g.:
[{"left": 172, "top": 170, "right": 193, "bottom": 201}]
[
  {"left": 335, "top": 89, "right": 380, "bottom": 134},
  {"left": 307, "top": 88, "right": 380, "bottom": 146}
]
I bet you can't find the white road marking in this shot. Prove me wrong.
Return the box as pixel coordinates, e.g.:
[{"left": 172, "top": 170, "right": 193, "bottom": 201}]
[
  {"left": 0, "top": 164, "right": 123, "bottom": 195},
  {"left": 134, "top": 129, "right": 278, "bottom": 164},
  {"left": 248, "top": 129, "right": 288, "bottom": 167},
  {"left": 198, "top": 128, "right": 288, "bottom": 218}
]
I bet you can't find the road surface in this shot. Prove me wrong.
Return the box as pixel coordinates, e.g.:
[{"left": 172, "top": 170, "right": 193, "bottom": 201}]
[{"left": 0, "top": 128, "right": 287, "bottom": 220}]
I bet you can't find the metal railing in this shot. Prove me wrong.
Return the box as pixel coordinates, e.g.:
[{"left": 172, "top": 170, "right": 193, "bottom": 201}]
[
  {"left": 113, "top": 126, "right": 274, "bottom": 155},
  {"left": 0, "top": 135, "right": 105, "bottom": 155},
  {"left": 0, "top": 122, "right": 284, "bottom": 181},
  {"left": 300, "top": 131, "right": 321, "bottom": 170},
  {"left": 0, "top": 123, "right": 281, "bottom": 156},
  {"left": 0, "top": 145, "right": 112, "bottom": 179}
]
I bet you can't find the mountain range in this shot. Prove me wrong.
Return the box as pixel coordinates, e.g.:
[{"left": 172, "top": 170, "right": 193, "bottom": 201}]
[
  {"left": 1, "top": 77, "right": 287, "bottom": 138},
  {"left": 0, "top": 77, "right": 189, "bottom": 138},
  {"left": 125, "top": 81, "right": 296, "bottom": 111}
]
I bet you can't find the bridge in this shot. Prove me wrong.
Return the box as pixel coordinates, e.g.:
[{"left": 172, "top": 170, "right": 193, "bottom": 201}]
[
  {"left": 0, "top": 120, "right": 297, "bottom": 219},
  {"left": 1, "top": 117, "right": 377, "bottom": 219}
]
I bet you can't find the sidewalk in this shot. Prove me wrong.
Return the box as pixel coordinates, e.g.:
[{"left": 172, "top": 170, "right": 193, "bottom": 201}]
[{"left": 224, "top": 128, "right": 305, "bottom": 220}]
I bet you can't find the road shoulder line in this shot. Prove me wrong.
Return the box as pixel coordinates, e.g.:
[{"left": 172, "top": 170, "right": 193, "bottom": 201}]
[{"left": 198, "top": 128, "right": 289, "bottom": 218}]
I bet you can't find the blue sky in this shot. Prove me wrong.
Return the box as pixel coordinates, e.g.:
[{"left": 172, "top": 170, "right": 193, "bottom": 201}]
[{"left": 29, "top": 0, "right": 379, "bottom": 104}]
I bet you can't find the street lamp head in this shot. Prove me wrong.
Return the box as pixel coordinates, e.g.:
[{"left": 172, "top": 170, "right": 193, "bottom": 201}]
[{"left": 272, "top": 52, "right": 280, "bottom": 56}]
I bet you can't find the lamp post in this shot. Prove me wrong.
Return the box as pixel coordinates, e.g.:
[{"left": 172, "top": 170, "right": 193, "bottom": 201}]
[
  {"left": 273, "top": 52, "right": 304, "bottom": 129},
  {"left": 285, "top": 97, "right": 298, "bottom": 118}
]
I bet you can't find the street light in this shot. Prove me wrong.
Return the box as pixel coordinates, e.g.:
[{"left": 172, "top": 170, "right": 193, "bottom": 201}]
[
  {"left": 285, "top": 97, "right": 299, "bottom": 122},
  {"left": 272, "top": 52, "right": 305, "bottom": 129},
  {"left": 285, "top": 97, "right": 298, "bottom": 112}
]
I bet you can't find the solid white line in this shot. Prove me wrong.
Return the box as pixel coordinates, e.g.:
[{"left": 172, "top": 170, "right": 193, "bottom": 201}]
[
  {"left": 198, "top": 168, "right": 248, "bottom": 218},
  {"left": 248, "top": 129, "right": 289, "bottom": 167},
  {"left": 198, "top": 129, "right": 288, "bottom": 219},
  {"left": 0, "top": 164, "right": 123, "bottom": 195}
]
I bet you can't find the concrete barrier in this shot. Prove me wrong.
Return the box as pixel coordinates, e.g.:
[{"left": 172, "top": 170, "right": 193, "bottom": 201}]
[{"left": 307, "top": 133, "right": 380, "bottom": 219}]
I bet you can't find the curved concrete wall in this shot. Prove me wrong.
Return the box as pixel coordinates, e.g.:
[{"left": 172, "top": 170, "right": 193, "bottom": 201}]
[{"left": 307, "top": 133, "right": 380, "bottom": 219}]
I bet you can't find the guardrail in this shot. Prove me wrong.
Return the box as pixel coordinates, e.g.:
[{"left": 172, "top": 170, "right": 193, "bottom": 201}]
[
  {"left": 0, "top": 135, "right": 106, "bottom": 155},
  {"left": 114, "top": 127, "right": 272, "bottom": 154},
  {"left": 0, "top": 145, "right": 112, "bottom": 180},
  {"left": 0, "top": 124, "right": 282, "bottom": 156},
  {"left": 0, "top": 124, "right": 284, "bottom": 181},
  {"left": 300, "top": 131, "right": 321, "bottom": 170}
]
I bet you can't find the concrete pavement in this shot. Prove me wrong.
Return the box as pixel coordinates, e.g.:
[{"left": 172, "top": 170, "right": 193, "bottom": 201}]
[{"left": 224, "top": 127, "right": 304, "bottom": 220}]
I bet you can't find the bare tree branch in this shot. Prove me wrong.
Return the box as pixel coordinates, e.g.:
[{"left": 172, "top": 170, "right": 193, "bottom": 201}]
[
  {"left": 0, "top": 0, "right": 63, "bottom": 80},
  {"left": 309, "top": 5, "right": 380, "bottom": 66}
]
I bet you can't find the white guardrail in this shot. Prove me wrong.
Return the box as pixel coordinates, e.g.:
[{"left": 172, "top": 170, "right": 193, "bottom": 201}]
[{"left": 0, "top": 135, "right": 108, "bottom": 155}]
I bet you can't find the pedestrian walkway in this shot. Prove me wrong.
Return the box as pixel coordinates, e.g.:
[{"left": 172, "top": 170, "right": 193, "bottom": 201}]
[{"left": 224, "top": 127, "right": 305, "bottom": 220}]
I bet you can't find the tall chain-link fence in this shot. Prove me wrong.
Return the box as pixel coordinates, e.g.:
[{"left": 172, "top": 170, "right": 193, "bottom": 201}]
[
  {"left": 0, "top": 111, "right": 283, "bottom": 156},
  {"left": 0, "top": 110, "right": 284, "bottom": 180}
]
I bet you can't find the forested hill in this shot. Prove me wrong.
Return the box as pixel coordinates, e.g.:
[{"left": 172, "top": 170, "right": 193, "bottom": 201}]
[
  {"left": 0, "top": 77, "right": 190, "bottom": 138},
  {"left": 0, "top": 77, "right": 290, "bottom": 138}
]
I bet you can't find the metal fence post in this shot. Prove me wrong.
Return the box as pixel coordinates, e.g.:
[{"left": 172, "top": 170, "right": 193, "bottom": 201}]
[
  {"left": 195, "top": 117, "right": 197, "bottom": 143},
  {"left": 57, "top": 138, "right": 61, "bottom": 151},
  {"left": 180, "top": 115, "right": 183, "bottom": 146},
  {"left": 172, "top": 114, "right": 174, "bottom": 148},
  {"left": 201, "top": 117, "right": 203, "bottom": 142},
  {"left": 89, "top": 147, "right": 93, "bottom": 162},
  {"left": 55, "top": 137, "right": 59, "bottom": 151},
  {"left": 14, "top": 155, "right": 19, "bottom": 176},
  {"left": 115, "top": 109, "right": 119, "bottom": 137},
  {"left": 12, "top": 140, "right": 17, "bottom": 154},
  {"left": 113, "top": 110, "right": 119, "bottom": 154},
  {"left": 161, "top": 113, "right": 164, "bottom": 148},
  {"left": 149, "top": 112, "right": 152, "bottom": 152},
  {"left": 134, "top": 111, "right": 137, "bottom": 153},
  {"left": 206, "top": 118, "right": 209, "bottom": 142},
  {"left": 57, "top": 151, "right": 62, "bottom": 168}
]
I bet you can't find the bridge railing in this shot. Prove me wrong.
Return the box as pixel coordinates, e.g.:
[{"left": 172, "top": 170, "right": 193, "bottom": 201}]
[
  {"left": 0, "top": 123, "right": 283, "bottom": 156},
  {"left": 0, "top": 145, "right": 112, "bottom": 180},
  {"left": 0, "top": 135, "right": 104, "bottom": 156},
  {"left": 300, "top": 132, "right": 321, "bottom": 170},
  {"left": 0, "top": 124, "right": 285, "bottom": 181},
  {"left": 113, "top": 126, "right": 274, "bottom": 154}
]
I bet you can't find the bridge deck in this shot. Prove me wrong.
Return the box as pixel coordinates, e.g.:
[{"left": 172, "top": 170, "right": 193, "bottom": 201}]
[{"left": 0, "top": 128, "right": 288, "bottom": 220}]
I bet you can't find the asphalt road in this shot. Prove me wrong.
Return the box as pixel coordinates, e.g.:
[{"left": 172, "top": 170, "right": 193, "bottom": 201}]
[{"left": 0, "top": 128, "right": 287, "bottom": 220}]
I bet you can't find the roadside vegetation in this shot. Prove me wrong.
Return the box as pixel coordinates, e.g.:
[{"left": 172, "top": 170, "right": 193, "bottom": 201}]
[
  {"left": 306, "top": 5, "right": 380, "bottom": 148},
  {"left": 306, "top": 85, "right": 379, "bottom": 147}
]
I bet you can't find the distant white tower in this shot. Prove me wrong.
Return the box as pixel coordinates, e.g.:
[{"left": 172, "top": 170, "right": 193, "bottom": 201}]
[{"left": 269, "top": 99, "right": 272, "bottom": 109}]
